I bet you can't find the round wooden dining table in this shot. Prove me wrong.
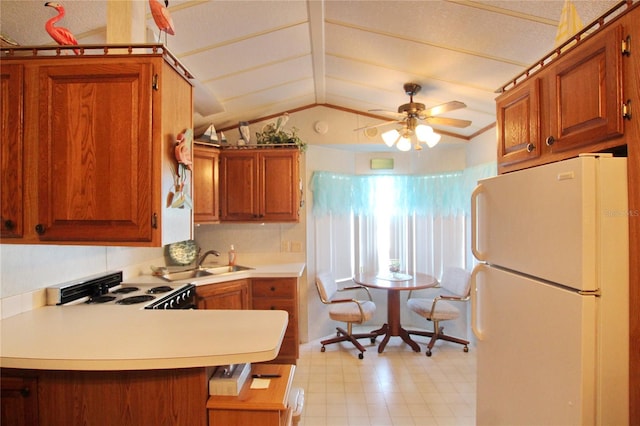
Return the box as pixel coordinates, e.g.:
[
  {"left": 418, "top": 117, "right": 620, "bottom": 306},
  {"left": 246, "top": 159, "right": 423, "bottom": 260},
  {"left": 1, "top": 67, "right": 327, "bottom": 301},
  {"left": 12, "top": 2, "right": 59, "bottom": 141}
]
[{"left": 353, "top": 272, "right": 438, "bottom": 353}]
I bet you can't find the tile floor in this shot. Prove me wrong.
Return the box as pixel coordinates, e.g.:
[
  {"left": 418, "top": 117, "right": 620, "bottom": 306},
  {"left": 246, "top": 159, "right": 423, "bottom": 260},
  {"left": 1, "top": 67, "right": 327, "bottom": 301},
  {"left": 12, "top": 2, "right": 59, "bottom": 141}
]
[{"left": 291, "top": 326, "right": 477, "bottom": 426}]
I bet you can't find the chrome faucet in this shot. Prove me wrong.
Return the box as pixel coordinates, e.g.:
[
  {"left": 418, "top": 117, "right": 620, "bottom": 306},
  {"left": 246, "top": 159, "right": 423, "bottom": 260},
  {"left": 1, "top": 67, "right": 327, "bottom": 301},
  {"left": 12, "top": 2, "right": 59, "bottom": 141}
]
[{"left": 196, "top": 249, "right": 220, "bottom": 268}]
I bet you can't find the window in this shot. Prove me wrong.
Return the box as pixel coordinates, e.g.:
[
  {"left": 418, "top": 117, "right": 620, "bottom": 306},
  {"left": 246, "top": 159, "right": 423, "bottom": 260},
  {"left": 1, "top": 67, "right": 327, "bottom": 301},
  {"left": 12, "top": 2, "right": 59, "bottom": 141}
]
[{"left": 311, "top": 163, "right": 496, "bottom": 280}]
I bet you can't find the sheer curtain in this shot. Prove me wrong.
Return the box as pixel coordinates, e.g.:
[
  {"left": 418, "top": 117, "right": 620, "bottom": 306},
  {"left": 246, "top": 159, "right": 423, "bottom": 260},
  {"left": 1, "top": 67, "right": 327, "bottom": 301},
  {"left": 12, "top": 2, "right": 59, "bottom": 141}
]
[{"left": 310, "top": 163, "right": 496, "bottom": 278}]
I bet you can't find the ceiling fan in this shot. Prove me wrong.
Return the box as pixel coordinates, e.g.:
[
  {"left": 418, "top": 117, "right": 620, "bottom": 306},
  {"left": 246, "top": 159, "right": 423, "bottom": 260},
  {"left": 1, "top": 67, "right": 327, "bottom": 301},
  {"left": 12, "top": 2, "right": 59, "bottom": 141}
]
[{"left": 357, "top": 83, "right": 472, "bottom": 151}]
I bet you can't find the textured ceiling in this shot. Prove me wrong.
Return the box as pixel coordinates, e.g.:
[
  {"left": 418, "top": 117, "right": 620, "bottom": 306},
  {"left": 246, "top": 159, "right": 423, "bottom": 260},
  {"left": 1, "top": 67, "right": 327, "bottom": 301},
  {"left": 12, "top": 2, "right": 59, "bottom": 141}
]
[{"left": 0, "top": 0, "right": 626, "bottom": 145}]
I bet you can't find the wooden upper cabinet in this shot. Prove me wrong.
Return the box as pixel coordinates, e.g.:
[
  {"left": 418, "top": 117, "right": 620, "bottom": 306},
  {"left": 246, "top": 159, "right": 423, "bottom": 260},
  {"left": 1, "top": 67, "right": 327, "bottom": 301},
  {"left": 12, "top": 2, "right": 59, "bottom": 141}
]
[
  {"left": 496, "top": 78, "right": 541, "bottom": 169},
  {"left": 193, "top": 145, "right": 220, "bottom": 224},
  {"left": 36, "top": 62, "right": 154, "bottom": 242},
  {"left": 220, "top": 150, "right": 257, "bottom": 221},
  {"left": 0, "top": 64, "right": 24, "bottom": 239},
  {"left": 0, "top": 49, "right": 194, "bottom": 246},
  {"left": 220, "top": 149, "right": 300, "bottom": 222},
  {"left": 259, "top": 150, "right": 300, "bottom": 221},
  {"left": 546, "top": 24, "right": 624, "bottom": 153},
  {"left": 497, "top": 20, "right": 628, "bottom": 173}
]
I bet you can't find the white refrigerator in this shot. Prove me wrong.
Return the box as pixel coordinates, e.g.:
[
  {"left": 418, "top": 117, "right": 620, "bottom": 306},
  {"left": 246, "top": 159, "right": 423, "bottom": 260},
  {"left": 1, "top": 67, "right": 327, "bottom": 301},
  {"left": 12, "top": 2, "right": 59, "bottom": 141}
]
[{"left": 470, "top": 154, "right": 629, "bottom": 425}]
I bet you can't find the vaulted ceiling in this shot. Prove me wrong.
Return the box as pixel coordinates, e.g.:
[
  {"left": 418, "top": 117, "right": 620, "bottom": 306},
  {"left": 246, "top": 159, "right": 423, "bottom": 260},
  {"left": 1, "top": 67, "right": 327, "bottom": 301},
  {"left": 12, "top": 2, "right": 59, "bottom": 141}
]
[{"left": 0, "top": 0, "right": 622, "bottom": 143}]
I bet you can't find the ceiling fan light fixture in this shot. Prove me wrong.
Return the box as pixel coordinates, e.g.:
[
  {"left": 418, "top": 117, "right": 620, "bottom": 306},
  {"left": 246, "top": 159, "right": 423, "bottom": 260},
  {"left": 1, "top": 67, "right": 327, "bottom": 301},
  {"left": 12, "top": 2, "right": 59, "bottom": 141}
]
[
  {"left": 396, "top": 136, "right": 412, "bottom": 151},
  {"left": 425, "top": 132, "right": 441, "bottom": 148},
  {"left": 414, "top": 124, "right": 433, "bottom": 142},
  {"left": 370, "top": 82, "right": 469, "bottom": 152},
  {"left": 382, "top": 129, "right": 400, "bottom": 147}
]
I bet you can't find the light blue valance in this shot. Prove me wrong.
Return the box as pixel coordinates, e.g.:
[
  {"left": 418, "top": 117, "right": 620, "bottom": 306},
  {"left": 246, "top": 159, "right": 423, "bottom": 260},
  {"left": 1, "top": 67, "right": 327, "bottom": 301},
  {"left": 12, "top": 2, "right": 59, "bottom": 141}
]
[{"left": 310, "top": 162, "right": 497, "bottom": 217}]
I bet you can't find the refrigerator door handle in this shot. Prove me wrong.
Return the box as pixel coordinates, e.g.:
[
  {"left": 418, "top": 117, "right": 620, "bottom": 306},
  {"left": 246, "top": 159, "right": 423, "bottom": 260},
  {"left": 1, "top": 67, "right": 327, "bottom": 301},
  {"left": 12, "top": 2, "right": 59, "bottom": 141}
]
[
  {"left": 471, "top": 264, "right": 486, "bottom": 340},
  {"left": 471, "top": 184, "right": 486, "bottom": 261}
]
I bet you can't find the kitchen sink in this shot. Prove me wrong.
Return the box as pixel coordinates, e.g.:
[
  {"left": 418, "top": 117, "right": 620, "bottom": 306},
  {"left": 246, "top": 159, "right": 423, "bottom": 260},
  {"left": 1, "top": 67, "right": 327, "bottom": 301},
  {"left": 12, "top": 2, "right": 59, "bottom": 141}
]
[
  {"left": 205, "top": 265, "right": 254, "bottom": 275},
  {"left": 159, "top": 265, "right": 253, "bottom": 282},
  {"left": 159, "top": 269, "right": 213, "bottom": 282}
]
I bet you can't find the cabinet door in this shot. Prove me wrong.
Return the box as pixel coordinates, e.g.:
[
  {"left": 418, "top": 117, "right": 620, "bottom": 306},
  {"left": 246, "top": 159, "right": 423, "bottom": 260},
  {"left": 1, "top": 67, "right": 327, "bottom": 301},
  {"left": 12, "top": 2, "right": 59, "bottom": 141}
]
[
  {"left": 496, "top": 78, "right": 541, "bottom": 170},
  {"left": 36, "top": 62, "right": 154, "bottom": 242},
  {"left": 259, "top": 150, "right": 300, "bottom": 222},
  {"left": 193, "top": 145, "right": 219, "bottom": 224},
  {"left": 547, "top": 24, "right": 624, "bottom": 152},
  {"left": 220, "top": 151, "right": 258, "bottom": 221},
  {"left": 197, "top": 280, "right": 250, "bottom": 310},
  {"left": 1, "top": 64, "right": 24, "bottom": 238},
  {"left": 252, "top": 278, "right": 299, "bottom": 363},
  {"left": 1, "top": 375, "right": 38, "bottom": 426}
]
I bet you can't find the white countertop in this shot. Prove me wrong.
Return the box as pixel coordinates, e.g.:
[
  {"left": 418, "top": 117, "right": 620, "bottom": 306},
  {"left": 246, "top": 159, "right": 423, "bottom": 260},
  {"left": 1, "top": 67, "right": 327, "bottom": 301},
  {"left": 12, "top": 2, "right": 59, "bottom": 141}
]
[
  {"left": 124, "top": 262, "right": 306, "bottom": 286},
  {"left": 0, "top": 263, "right": 305, "bottom": 371},
  {"left": 0, "top": 306, "right": 288, "bottom": 371}
]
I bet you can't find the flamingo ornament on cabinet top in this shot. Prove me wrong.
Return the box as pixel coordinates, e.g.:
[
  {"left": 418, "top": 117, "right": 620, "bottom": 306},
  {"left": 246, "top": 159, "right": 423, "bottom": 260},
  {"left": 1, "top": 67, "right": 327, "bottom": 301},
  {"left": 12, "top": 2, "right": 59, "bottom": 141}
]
[
  {"left": 44, "top": 2, "right": 79, "bottom": 54},
  {"left": 149, "top": 0, "right": 175, "bottom": 44}
]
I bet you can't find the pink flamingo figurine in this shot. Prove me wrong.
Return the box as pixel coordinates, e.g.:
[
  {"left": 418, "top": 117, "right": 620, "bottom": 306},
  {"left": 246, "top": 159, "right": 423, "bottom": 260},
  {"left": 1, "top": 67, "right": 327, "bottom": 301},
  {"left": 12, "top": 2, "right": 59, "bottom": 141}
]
[
  {"left": 44, "top": 2, "right": 79, "bottom": 54},
  {"left": 149, "top": 0, "right": 175, "bottom": 44}
]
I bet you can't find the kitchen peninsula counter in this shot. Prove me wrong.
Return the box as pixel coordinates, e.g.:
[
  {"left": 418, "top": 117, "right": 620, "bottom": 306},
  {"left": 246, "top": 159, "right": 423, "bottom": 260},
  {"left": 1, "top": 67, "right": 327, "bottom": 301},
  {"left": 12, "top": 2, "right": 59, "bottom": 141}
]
[
  {"left": 0, "top": 306, "right": 288, "bottom": 371},
  {"left": 0, "top": 262, "right": 304, "bottom": 371}
]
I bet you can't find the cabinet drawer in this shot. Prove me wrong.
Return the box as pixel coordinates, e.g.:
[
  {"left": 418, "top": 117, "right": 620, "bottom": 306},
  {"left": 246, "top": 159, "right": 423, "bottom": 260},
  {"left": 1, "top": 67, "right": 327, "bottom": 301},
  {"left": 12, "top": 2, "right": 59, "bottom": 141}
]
[
  {"left": 252, "top": 298, "right": 295, "bottom": 313},
  {"left": 252, "top": 279, "right": 296, "bottom": 298}
]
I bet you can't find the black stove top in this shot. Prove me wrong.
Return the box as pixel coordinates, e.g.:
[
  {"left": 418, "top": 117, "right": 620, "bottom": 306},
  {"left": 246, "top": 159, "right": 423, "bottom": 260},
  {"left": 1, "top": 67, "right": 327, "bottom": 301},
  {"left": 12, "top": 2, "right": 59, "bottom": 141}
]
[
  {"left": 86, "top": 295, "right": 117, "bottom": 304},
  {"left": 147, "top": 285, "right": 173, "bottom": 294},
  {"left": 116, "top": 295, "right": 156, "bottom": 305},
  {"left": 48, "top": 271, "right": 197, "bottom": 310}
]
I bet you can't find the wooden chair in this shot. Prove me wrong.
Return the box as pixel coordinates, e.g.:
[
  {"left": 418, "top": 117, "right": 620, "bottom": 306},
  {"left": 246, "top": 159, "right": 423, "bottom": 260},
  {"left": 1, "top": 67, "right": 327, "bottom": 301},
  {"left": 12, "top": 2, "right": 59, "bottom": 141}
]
[
  {"left": 315, "top": 272, "right": 378, "bottom": 359},
  {"left": 406, "top": 267, "right": 471, "bottom": 356}
]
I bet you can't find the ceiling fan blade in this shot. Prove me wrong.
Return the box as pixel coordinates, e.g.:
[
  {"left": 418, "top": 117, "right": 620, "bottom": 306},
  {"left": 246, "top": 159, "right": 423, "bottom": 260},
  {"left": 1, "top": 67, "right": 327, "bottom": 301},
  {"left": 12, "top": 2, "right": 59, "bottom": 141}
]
[
  {"left": 422, "top": 101, "right": 466, "bottom": 117},
  {"left": 353, "top": 120, "right": 401, "bottom": 131},
  {"left": 369, "top": 109, "right": 404, "bottom": 118},
  {"left": 424, "top": 116, "right": 472, "bottom": 128}
]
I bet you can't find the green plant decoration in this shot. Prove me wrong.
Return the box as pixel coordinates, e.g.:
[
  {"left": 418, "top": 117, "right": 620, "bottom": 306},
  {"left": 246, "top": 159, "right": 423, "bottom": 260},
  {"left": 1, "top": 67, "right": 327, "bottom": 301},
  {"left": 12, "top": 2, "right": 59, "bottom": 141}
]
[{"left": 255, "top": 113, "right": 307, "bottom": 151}]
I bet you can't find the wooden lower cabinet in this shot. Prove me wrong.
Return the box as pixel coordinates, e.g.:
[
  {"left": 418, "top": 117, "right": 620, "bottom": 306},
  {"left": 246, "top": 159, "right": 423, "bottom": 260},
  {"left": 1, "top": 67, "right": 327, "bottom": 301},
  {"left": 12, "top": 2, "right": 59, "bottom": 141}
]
[
  {"left": 1, "top": 367, "right": 209, "bottom": 426},
  {"left": 197, "top": 279, "right": 250, "bottom": 310},
  {"left": 196, "top": 277, "right": 299, "bottom": 364},
  {"left": 1, "top": 372, "right": 38, "bottom": 426},
  {"left": 207, "top": 364, "right": 294, "bottom": 426},
  {"left": 251, "top": 278, "right": 299, "bottom": 364}
]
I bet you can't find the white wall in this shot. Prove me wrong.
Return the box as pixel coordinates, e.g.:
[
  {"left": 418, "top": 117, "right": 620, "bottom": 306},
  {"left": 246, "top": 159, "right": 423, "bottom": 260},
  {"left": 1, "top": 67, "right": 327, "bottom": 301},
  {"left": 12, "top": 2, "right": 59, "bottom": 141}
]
[{"left": 0, "top": 244, "right": 165, "bottom": 318}]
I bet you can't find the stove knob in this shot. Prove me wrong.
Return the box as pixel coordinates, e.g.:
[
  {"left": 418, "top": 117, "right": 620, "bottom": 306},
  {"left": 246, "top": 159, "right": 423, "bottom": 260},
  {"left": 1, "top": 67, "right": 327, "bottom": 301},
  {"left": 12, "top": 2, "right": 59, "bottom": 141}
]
[
  {"left": 170, "top": 300, "right": 175, "bottom": 308},
  {"left": 163, "top": 302, "right": 170, "bottom": 309}
]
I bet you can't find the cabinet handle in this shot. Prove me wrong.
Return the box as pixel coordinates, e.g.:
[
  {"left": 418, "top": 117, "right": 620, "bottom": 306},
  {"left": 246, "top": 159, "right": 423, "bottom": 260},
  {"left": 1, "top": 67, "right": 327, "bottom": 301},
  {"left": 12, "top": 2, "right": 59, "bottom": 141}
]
[
  {"left": 623, "top": 99, "right": 632, "bottom": 120},
  {"left": 4, "top": 219, "right": 15, "bottom": 230},
  {"left": 270, "top": 286, "right": 276, "bottom": 292},
  {"left": 152, "top": 74, "right": 159, "bottom": 91},
  {"left": 526, "top": 143, "right": 535, "bottom": 153},
  {"left": 270, "top": 306, "right": 276, "bottom": 310},
  {"left": 35, "top": 224, "right": 45, "bottom": 235},
  {"left": 151, "top": 213, "right": 158, "bottom": 229},
  {"left": 622, "top": 35, "right": 631, "bottom": 56},
  {"left": 20, "top": 387, "right": 30, "bottom": 398},
  {"left": 545, "top": 136, "right": 555, "bottom": 146}
]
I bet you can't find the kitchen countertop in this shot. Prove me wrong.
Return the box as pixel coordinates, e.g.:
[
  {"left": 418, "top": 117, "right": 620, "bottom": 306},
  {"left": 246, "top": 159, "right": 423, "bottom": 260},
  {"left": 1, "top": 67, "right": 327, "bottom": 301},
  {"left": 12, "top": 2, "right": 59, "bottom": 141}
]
[
  {"left": 124, "top": 262, "right": 306, "bottom": 286},
  {"left": 0, "top": 262, "right": 305, "bottom": 371},
  {"left": 0, "top": 306, "right": 288, "bottom": 371}
]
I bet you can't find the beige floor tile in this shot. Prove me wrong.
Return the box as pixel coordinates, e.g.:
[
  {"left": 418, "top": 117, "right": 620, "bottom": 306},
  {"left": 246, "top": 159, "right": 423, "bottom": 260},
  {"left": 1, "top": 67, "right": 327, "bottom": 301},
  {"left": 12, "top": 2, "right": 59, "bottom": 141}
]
[{"left": 296, "top": 327, "right": 476, "bottom": 426}]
